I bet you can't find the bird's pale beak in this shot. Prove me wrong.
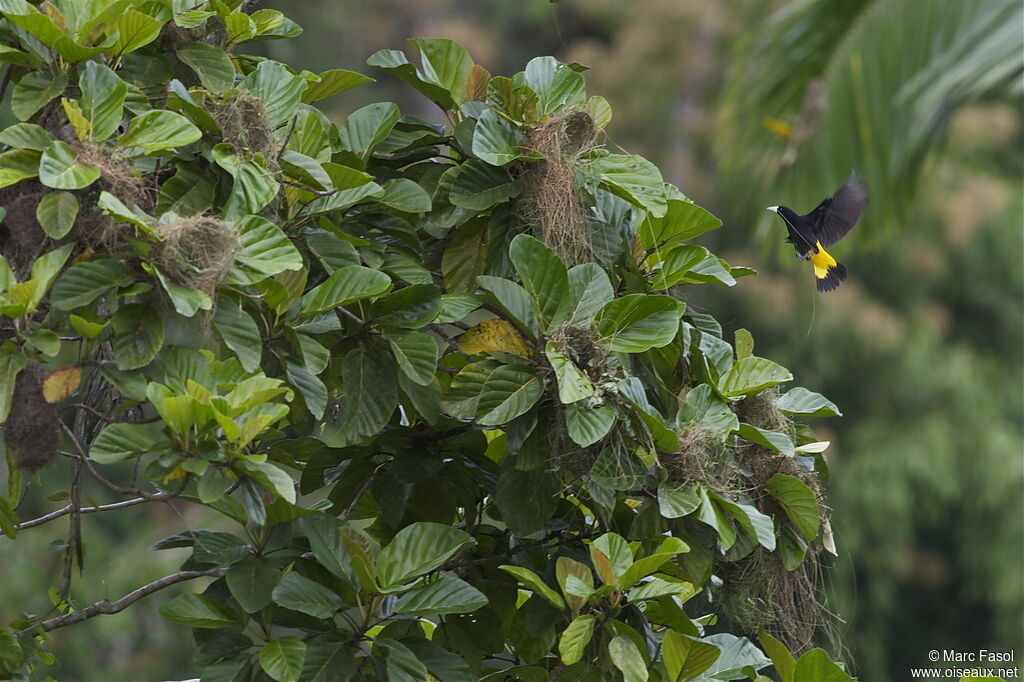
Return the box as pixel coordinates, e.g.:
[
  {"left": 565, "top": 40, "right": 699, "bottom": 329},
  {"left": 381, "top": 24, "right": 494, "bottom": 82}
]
[{"left": 766, "top": 206, "right": 779, "bottom": 212}]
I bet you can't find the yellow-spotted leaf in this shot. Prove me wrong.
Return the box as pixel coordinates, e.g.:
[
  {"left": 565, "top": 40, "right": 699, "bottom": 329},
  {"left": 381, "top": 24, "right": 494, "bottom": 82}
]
[
  {"left": 42, "top": 366, "right": 81, "bottom": 403},
  {"left": 457, "top": 319, "right": 531, "bottom": 358}
]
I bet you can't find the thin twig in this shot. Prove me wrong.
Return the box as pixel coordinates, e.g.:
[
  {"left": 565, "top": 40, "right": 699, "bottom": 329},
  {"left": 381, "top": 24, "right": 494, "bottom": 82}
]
[
  {"left": 15, "top": 569, "right": 224, "bottom": 637},
  {"left": 15, "top": 492, "right": 181, "bottom": 531}
]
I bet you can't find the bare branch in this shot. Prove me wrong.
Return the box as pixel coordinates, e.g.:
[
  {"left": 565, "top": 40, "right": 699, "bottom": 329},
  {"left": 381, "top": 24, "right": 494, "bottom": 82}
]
[
  {"left": 15, "top": 494, "right": 177, "bottom": 531},
  {"left": 15, "top": 569, "right": 224, "bottom": 637}
]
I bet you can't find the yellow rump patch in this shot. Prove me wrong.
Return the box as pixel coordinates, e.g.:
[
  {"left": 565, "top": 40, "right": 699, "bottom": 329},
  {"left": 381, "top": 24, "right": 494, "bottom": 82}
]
[{"left": 810, "top": 241, "right": 837, "bottom": 280}]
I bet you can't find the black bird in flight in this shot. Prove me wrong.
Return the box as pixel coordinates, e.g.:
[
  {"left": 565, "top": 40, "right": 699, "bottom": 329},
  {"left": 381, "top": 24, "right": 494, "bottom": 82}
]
[{"left": 767, "top": 175, "right": 868, "bottom": 292}]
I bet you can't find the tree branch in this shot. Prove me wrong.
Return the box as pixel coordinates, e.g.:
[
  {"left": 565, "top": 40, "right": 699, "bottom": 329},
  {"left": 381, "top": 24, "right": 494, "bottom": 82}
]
[
  {"left": 15, "top": 493, "right": 179, "bottom": 531},
  {"left": 15, "top": 569, "right": 224, "bottom": 637}
]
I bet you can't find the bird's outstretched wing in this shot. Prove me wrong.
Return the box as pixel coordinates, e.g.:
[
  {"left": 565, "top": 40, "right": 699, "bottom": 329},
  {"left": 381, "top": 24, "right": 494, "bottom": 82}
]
[{"left": 809, "top": 175, "right": 868, "bottom": 247}]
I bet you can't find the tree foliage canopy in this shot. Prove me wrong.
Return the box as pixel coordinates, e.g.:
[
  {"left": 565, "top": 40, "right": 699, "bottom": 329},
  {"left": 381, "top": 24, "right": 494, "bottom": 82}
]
[{"left": 0, "top": 1, "right": 854, "bottom": 680}]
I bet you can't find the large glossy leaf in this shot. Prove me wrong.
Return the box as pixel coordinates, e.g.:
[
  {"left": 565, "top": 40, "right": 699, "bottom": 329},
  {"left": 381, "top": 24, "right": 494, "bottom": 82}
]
[
  {"left": 239, "top": 61, "right": 307, "bottom": 129},
  {"left": 228, "top": 215, "right": 303, "bottom": 285},
  {"left": 376, "top": 522, "right": 474, "bottom": 589},
  {"left": 792, "top": 648, "right": 855, "bottom": 682},
  {"left": 375, "top": 178, "right": 432, "bottom": 213},
  {"left": 495, "top": 466, "right": 560, "bottom": 537},
  {"left": 78, "top": 61, "right": 126, "bottom": 140},
  {"left": 34, "top": 191, "right": 78, "bottom": 239},
  {"left": 338, "top": 347, "right": 397, "bottom": 439},
  {"left": 0, "top": 122, "right": 54, "bottom": 151},
  {"left": 371, "top": 284, "right": 441, "bottom": 328},
  {"left": 609, "top": 635, "right": 648, "bottom": 682},
  {"left": 300, "top": 266, "right": 391, "bottom": 316},
  {"left": 564, "top": 402, "right": 615, "bottom": 447},
  {"left": 393, "top": 575, "right": 488, "bottom": 616},
  {"left": 545, "top": 343, "right": 594, "bottom": 404},
  {"left": 117, "top": 110, "right": 202, "bottom": 154},
  {"left": 301, "top": 68, "right": 374, "bottom": 103},
  {"left": 737, "top": 423, "right": 795, "bottom": 457},
  {"left": 595, "top": 294, "right": 683, "bottom": 353},
  {"left": 338, "top": 102, "right": 400, "bottom": 161},
  {"left": 523, "top": 56, "right": 587, "bottom": 116},
  {"left": 367, "top": 48, "right": 457, "bottom": 110},
  {"left": 110, "top": 303, "right": 165, "bottom": 370},
  {"left": 38, "top": 141, "right": 100, "bottom": 189},
  {"left": 259, "top": 637, "right": 306, "bottom": 682},
  {"left": 657, "top": 483, "right": 701, "bottom": 519},
  {"left": 89, "top": 422, "right": 167, "bottom": 464},
  {"left": 662, "top": 631, "right": 720, "bottom": 682},
  {"left": 446, "top": 362, "right": 543, "bottom": 426},
  {"left": 299, "top": 635, "right": 356, "bottom": 682},
  {"left": 775, "top": 387, "right": 842, "bottom": 417},
  {"left": 758, "top": 631, "right": 796, "bottom": 682},
  {"left": 400, "top": 639, "right": 474, "bottom": 682},
  {"left": 557, "top": 614, "right": 595, "bottom": 665},
  {"left": 226, "top": 557, "right": 279, "bottom": 613},
  {"left": 566, "top": 262, "right": 614, "bottom": 325},
  {"left": 635, "top": 199, "right": 722, "bottom": 266},
  {"left": 236, "top": 460, "right": 296, "bottom": 504},
  {"left": 11, "top": 72, "right": 67, "bottom": 121},
  {"left": 719, "top": 356, "right": 793, "bottom": 398},
  {"left": 213, "top": 298, "right": 262, "bottom": 372},
  {"left": 305, "top": 163, "right": 384, "bottom": 214},
  {"left": 498, "top": 565, "right": 565, "bottom": 609},
  {"left": 51, "top": 259, "right": 135, "bottom": 310},
  {"left": 449, "top": 160, "right": 521, "bottom": 210},
  {"left": 0, "top": 149, "right": 40, "bottom": 188},
  {"left": 110, "top": 9, "right": 164, "bottom": 55},
  {"left": 384, "top": 330, "right": 438, "bottom": 386},
  {"left": 271, "top": 572, "right": 344, "bottom": 619},
  {"left": 700, "top": 633, "right": 772, "bottom": 680},
  {"left": 765, "top": 473, "right": 820, "bottom": 541},
  {"left": 509, "top": 234, "right": 570, "bottom": 332},
  {"left": 709, "top": 492, "right": 777, "bottom": 552},
  {"left": 177, "top": 42, "right": 235, "bottom": 92},
  {"left": 590, "top": 153, "right": 667, "bottom": 218},
  {"left": 472, "top": 108, "right": 532, "bottom": 165},
  {"left": 475, "top": 276, "right": 541, "bottom": 339},
  {"left": 159, "top": 594, "right": 240, "bottom": 629}
]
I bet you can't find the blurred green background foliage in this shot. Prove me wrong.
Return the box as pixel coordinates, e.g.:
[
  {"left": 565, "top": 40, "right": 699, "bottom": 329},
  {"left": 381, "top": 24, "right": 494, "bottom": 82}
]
[{"left": 1, "top": 1, "right": 1020, "bottom": 680}]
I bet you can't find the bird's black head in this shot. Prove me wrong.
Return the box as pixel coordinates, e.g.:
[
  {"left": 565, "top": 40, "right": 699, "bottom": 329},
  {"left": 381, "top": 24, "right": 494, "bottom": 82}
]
[{"left": 767, "top": 205, "right": 816, "bottom": 257}]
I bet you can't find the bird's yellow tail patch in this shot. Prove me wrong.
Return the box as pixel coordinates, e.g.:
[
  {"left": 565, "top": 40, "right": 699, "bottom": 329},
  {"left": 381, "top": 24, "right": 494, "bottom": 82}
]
[{"left": 811, "top": 242, "right": 847, "bottom": 292}]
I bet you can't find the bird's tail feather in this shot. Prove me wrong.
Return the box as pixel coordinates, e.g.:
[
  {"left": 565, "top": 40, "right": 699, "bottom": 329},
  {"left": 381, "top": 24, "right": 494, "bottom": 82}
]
[{"left": 815, "top": 263, "right": 847, "bottom": 292}]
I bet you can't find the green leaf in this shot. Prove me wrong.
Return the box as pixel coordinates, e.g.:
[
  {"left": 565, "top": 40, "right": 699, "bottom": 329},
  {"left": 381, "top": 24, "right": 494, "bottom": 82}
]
[
  {"left": 709, "top": 492, "right": 777, "bottom": 552},
  {"left": 545, "top": 342, "right": 594, "bottom": 404},
  {"left": 272, "top": 572, "right": 344, "bottom": 619},
  {"left": 376, "top": 638, "right": 430, "bottom": 682},
  {"left": 110, "top": 9, "right": 164, "bottom": 55},
  {"left": 765, "top": 474, "right": 820, "bottom": 541},
  {"left": 38, "top": 140, "right": 100, "bottom": 189},
  {"left": 376, "top": 522, "right": 474, "bottom": 589},
  {"left": 657, "top": 483, "right": 701, "bottom": 519},
  {"left": 35, "top": 191, "right": 78, "bottom": 239},
  {"left": 472, "top": 108, "right": 532, "bottom": 165},
  {"left": 79, "top": 61, "right": 126, "bottom": 140},
  {"left": 367, "top": 48, "right": 456, "bottom": 110},
  {"left": 564, "top": 402, "right": 615, "bottom": 447},
  {"left": 300, "top": 634, "right": 356, "bottom": 682},
  {"left": 407, "top": 38, "right": 475, "bottom": 106},
  {"left": 663, "top": 631, "right": 720, "bottom": 682},
  {"left": 695, "top": 485, "right": 736, "bottom": 551},
  {"left": 159, "top": 594, "right": 240, "bottom": 629},
  {"left": 498, "top": 565, "right": 565, "bottom": 610},
  {"left": 775, "top": 387, "right": 842, "bottom": 417},
  {"left": 11, "top": 72, "right": 68, "bottom": 121},
  {"left": 737, "top": 423, "right": 795, "bottom": 457},
  {"left": 300, "top": 265, "right": 391, "bottom": 316},
  {"left": 0, "top": 350, "right": 28, "bottom": 424},
  {"left": 635, "top": 199, "right": 722, "bottom": 266},
  {"left": 301, "top": 68, "right": 374, "bottom": 103},
  {"left": 110, "top": 303, "right": 165, "bottom": 370},
  {"left": 627, "top": 577, "right": 697, "bottom": 602},
  {"left": 567, "top": 262, "right": 614, "bottom": 325},
  {"left": 338, "top": 348, "right": 396, "bottom": 439},
  {"left": 228, "top": 215, "right": 303, "bottom": 285},
  {"left": 735, "top": 328, "right": 754, "bottom": 361},
  {"left": 372, "top": 284, "right": 441, "bottom": 328},
  {"left": 487, "top": 76, "right": 539, "bottom": 123},
  {"left": 400, "top": 639, "right": 473, "bottom": 682},
  {"left": 376, "top": 178, "right": 433, "bottom": 213},
  {"left": 259, "top": 637, "right": 307, "bottom": 682},
  {"left": 495, "top": 465, "right": 559, "bottom": 535},
  {"left": 151, "top": 266, "right": 212, "bottom": 317},
  {"left": 589, "top": 533, "right": 634, "bottom": 584},
  {"left": 475, "top": 276, "right": 541, "bottom": 339},
  {"left": 177, "top": 42, "right": 235, "bottom": 92},
  {"left": 385, "top": 330, "right": 438, "bottom": 386},
  {"left": 792, "top": 648, "right": 854, "bottom": 682},
  {"left": 453, "top": 363, "right": 543, "bottom": 426},
  {"left": 595, "top": 294, "right": 682, "bottom": 353},
  {"left": 608, "top": 635, "right": 648, "bottom": 682},
  {"left": 449, "top": 159, "right": 521, "bottom": 210},
  {"left": 618, "top": 536, "right": 690, "bottom": 588},
  {"left": 700, "top": 633, "right": 771, "bottom": 681},
  {"left": 558, "top": 614, "right": 595, "bottom": 665},
  {"left": 757, "top": 631, "right": 796, "bottom": 682},
  {"left": 677, "top": 384, "right": 738, "bottom": 438},
  {"left": 117, "top": 110, "right": 202, "bottom": 154},
  {"left": 719, "top": 356, "right": 793, "bottom": 398},
  {"left": 52, "top": 259, "right": 135, "bottom": 310},
  {"left": 213, "top": 298, "right": 262, "bottom": 372},
  {"left": 556, "top": 556, "right": 594, "bottom": 613},
  {"left": 226, "top": 557, "right": 279, "bottom": 613},
  {"left": 240, "top": 60, "right": 307, "bottom": 129},
  {"left": 0, "top": 149, "right": 41, "bottom": 188},
  {"left": 89, "top": 422, "right": 166, "bottom": 464},
  {"left": 509, "top": 234, "right": 571, "bottom": 332},
  {"left": 236, "top": 460, "right": 296, "bottom": 504},
  {"left": 0, "top": 631, "right": 23, "bottom": 676},
  {"left": 591, "top": 153, "right": 667, "bottom": 218},
  {"left": 394, "top": 575, "right": 488, "bottom": 616},
  {"left": 0, "top": 122, "right": 56, "bottom": 151},
  {"left": 339, "top": 102, "right": 400, "bottom": 160},
  {"left": 523, "top": 56, "right": 586, "bottom": 116},
  {"left": 218, "top": 154, "right": 279, "bottom": 220},
  {"left": 299, "top": 515, "right": 357, "bottom": 586}
]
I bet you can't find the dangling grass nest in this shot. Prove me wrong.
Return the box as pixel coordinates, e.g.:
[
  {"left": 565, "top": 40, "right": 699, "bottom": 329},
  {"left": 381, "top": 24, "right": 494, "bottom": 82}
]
[
  {"left": 716, "top": 547, "right": 827, "bottom": 655},
  {"left": 518, "top": 110, "right": 597, "bottom": 265},
  {"left": 155, "top": 216, "right": 240, "bottom": 295},
  {"left": 6, "top": 362, "right": 60, "bottom": 472},
  {"left": 662, "top": 424, "right": 736, "bottom": 490},
  {"left": 736, "top": 388, "right": 790, "bottom": 432},
  {"left": 212, "top": 91, "right": 277, "bottom": 160},
  {"left": 0, "top": 182, "right": 49, "bottom": 279},
  {"left": 75, "top": 141, "right": 149, "bottom": 211}
]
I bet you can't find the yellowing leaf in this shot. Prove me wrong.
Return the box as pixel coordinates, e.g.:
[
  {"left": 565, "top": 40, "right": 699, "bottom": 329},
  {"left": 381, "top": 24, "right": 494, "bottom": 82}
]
[
  {"left": 42, "top": 365, "right": 81, "bottom": 403},
  {"left": 457, "top": 319, "right": 531, "bottom": 358},
  {"left": 164, "top": 463, "right": 187, "bottom": 484},
  {"left": 762, "top": 116, "right": 792, "bottom": 140},
  {"left": 61, "top": 97, "right": 91, "bottom": 141}
]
